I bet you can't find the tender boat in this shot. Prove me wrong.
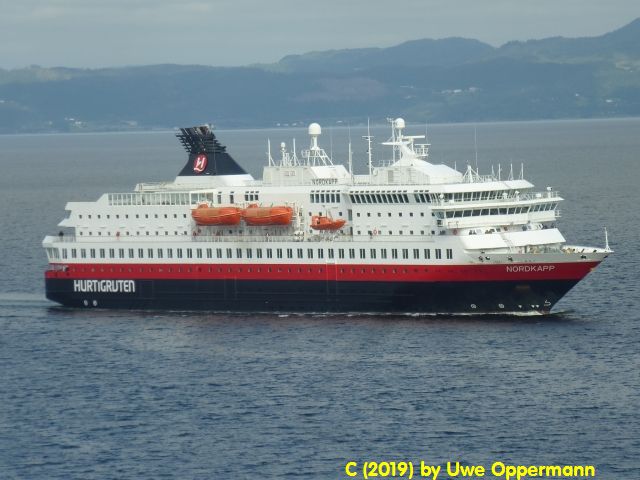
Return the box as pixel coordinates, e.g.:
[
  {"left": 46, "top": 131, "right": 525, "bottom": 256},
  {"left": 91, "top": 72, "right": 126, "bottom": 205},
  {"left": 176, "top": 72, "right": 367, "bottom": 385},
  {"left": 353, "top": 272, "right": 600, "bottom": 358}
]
[
  {"left": 310, "top": 215, "right": 346, "bottom": 231},
  {"left": 242, "top": 204, "right": 293, "bottom": 226},
  {"left": 191, "top": 204, "right": 242, "bottom": 225}
]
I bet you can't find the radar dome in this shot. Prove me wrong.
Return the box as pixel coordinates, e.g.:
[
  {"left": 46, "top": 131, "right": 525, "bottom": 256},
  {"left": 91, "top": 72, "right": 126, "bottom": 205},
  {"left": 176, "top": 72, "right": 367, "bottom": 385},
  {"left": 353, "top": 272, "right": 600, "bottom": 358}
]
[
  {"left": 394, "top": 118, "right": 406, "bottom": 129},
  {"left": 308, "top": 123, "right": 322, "bottom": 136}
]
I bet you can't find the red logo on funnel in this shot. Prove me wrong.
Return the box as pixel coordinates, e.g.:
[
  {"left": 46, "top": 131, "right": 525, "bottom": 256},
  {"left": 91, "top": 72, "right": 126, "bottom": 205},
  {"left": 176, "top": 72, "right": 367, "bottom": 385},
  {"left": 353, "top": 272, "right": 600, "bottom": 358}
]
[{"left": 193, "top": 154, "right": 208, "bottom": 173}]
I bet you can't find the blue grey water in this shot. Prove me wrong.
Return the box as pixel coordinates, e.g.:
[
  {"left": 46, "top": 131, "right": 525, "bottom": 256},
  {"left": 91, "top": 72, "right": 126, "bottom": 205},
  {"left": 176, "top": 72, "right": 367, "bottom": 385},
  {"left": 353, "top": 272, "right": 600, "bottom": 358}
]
[{"left": 0, "top": 119, "right": 638, "bottom": 479}]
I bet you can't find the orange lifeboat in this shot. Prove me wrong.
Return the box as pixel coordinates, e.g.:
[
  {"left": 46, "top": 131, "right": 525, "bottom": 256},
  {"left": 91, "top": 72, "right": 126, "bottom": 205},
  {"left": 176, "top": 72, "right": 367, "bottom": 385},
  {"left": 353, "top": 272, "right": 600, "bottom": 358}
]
[
  {"left": 310, "top": 215, "right": 346, "bottom": 231},
  {"left": 191, "top": 204, "right": 242, "bottom": 226},
  {"left": 242, "top": 204, "right": 293, "bottom": 226}
]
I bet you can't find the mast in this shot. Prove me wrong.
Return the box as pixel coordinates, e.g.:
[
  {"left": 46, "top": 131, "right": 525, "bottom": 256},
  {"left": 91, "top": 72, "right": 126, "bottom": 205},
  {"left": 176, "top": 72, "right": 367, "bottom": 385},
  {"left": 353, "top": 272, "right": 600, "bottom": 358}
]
[
  {"left": 348, "top": 125, "right": 354, "bottom": 182},
  {"left": 363, "top": 118, "right": 374, "bottom": 178}
]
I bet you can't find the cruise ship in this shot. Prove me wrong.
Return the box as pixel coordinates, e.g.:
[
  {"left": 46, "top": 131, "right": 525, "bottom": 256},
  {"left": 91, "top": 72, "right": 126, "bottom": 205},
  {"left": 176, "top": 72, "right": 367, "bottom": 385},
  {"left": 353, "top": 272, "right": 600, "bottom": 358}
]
[{"left": 43, "top": 119, "right": 611, "bottom": 314}]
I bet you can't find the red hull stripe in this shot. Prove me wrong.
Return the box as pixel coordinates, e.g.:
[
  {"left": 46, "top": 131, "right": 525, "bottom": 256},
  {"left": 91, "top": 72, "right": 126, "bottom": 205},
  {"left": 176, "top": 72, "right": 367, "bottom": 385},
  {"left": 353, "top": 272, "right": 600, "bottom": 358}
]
[{"left": 46, "top": 261, "right": 599, "bottom": 282}]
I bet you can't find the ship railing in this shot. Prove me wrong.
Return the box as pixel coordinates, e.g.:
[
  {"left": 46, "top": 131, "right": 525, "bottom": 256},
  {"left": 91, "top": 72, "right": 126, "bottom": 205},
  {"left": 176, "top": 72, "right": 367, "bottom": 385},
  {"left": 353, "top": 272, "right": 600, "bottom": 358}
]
[
  {"left": 108, "top": 192, "right": 191, "bottom": 206},
  {"left": 45, "top": 235, "right": 77, "bottom": 243},
  {"left": 191, "top": 234, "right": 356, "bottom": 243}
]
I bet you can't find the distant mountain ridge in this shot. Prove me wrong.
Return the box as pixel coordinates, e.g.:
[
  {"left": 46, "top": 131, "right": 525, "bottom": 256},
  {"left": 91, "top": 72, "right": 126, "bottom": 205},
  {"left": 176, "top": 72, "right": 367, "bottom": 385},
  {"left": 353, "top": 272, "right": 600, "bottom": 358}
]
[{"left": 1, "top": 18, "right": 639, "bottom": 133}]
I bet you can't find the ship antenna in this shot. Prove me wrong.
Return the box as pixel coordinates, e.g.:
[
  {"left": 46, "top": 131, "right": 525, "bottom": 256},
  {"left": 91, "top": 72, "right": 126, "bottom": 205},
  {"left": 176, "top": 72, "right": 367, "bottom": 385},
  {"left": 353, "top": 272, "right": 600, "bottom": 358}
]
[
  {"left": 348, "top": 124, "right": 354, "bottom": 182},
  {"left": 604, "top": 227, "right": 611, "bottom": 251},
  {"left": 363, "top": 117, "right": 374, "bottom": 178},
  {"left": 329, "top": 126, "right": 333, "bottom": 161},
  {"left": 292, "top": 137, "right": 298, "bottom": 165},
  {"left": 267, "top": 138, "right": 274, "bottom": 166},
  {"left": 474, "top": 125, "right": 479, "bottom": 176}
]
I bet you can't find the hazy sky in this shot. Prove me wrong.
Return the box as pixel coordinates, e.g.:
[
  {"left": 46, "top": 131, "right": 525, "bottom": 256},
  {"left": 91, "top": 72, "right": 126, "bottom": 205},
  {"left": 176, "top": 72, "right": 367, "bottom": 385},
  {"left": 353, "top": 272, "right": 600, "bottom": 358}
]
[{"left": 1, "top": 0, "right": 638, "bottom": 69}]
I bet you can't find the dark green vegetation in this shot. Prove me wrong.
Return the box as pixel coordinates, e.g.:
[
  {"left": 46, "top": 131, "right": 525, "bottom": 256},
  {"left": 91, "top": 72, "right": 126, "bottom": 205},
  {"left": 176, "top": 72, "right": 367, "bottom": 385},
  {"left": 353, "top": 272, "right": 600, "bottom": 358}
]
[{"left": 2, "top": 18, "right": 640, "bottom": 133}]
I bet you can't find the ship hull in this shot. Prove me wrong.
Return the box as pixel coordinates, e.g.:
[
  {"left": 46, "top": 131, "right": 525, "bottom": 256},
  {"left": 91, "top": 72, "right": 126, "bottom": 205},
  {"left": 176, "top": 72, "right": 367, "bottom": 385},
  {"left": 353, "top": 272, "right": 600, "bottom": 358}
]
[{"left": 44, "top": 276, "right": 583, "bottom": 315}]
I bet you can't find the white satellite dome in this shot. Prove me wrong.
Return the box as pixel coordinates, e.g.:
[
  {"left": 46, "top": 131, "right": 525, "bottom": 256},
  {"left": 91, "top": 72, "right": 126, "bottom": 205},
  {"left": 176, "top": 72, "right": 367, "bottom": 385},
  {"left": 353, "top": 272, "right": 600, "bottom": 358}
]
[
  {"left": 308, "top": 123, "right": 322, "bottom": 136},
  {"left": 394, "top": 118, "right": 406, "bottom": 129}
]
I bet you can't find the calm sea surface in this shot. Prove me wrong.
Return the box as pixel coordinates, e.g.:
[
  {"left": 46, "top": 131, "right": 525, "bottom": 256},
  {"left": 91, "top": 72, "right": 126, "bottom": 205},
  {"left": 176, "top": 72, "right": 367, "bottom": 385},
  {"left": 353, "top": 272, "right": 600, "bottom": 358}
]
[{"left": 0, "top": 119, "right": 638, "bottom": 479}]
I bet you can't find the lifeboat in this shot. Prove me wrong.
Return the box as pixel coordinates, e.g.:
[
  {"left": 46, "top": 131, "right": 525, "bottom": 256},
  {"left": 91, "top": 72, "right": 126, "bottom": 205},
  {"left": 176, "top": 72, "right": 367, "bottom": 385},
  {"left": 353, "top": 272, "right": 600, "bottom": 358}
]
[
  {"left": 242, "top": 204, "right": 293, "bottom": 226},
  {"left": 310, "top": 215, "right": 346, "bottom": 231},
  {"left": 191, "top": 204, "right": 243, "bottom": 226}
]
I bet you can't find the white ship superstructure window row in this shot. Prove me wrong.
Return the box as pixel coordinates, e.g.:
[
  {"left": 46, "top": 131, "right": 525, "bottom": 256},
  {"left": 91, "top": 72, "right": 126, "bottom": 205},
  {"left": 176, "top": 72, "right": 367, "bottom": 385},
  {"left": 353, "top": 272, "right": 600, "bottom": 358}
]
[
  {"left": 349, "top": 191, "right": 410, "bottom": 204},
  {"left": 49, "top": 245, "right": 455, "bottom": 263},
  {"left": 310, "top": 190, "right": 342, "bottom": 203},
  {"left": 439, "top": 203, "right": 558, "bottom": 218}
]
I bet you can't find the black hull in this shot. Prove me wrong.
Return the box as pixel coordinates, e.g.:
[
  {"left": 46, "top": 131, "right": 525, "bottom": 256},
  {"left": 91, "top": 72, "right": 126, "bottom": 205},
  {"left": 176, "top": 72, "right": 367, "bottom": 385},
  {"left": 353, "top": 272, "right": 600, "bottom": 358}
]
[{"left": 45, "top": 278, "right": 580, "bottom": 315}]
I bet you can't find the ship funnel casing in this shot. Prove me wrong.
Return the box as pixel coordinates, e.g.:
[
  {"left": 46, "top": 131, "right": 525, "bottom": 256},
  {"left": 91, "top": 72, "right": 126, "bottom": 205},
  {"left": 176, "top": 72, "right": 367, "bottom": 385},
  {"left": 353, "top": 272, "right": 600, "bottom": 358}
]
[{"left": 175, "top": 125, "right": 247, "bottom": 177}]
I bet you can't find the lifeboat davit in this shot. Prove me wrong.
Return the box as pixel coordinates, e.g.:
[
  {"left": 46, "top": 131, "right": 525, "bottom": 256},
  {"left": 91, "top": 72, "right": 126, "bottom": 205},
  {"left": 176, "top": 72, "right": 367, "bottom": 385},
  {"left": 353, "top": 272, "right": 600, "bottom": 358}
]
[
  {"left": 191, "top": 204, "right": 243, "bottom": 226},
  {"left": 243, "top": 204, "right": 293, "bottom": 226},
  {"left": 310, "top": 215, "right": 346, "bottom": 231}
]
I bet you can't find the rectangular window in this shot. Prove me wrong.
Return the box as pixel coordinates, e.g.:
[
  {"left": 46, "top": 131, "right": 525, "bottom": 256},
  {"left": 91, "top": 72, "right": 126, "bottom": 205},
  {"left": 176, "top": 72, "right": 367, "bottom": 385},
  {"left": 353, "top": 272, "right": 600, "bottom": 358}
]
[
  {"left": 338, "top": 249, "right": 345, "bottom": 259},
  {"left": 148, "top": 248, "right": 154, "bottom": 259},
  {"left": 424, "top": 248, "right": 431, "bottom": 259},
  {"left": 392, "top": 249, "right": 398, "bottom": 259},
  {"left": 402, "top": 249, "right": 409, "bottom": 259},
  {"left": 435, "top": 249, "right": 442, "bottom": 259},
  {"left": 71, "top": 248, "right": 77, "bottom": 259},
  {"left": 99, "top": 248, "right": 105, "bottom": 259},
  {"left": 380, "top": 249, "right": 387, "bottom": 259},
  {"left": 348, "top": 248, "right": 355, "bottom": 259},
  {"left": 246, "top": 248, "right": 252, "bottom": 259},
  {"left": 359, "top": 248, "right": 366, "bottom": 259},
  {"left": 277, "top": 248, "right": 283, "bottom": 259},
  {"left": 236, "top": 248, "right": 242, "bottom": 259},
  {"left": 256, "top": 248, "right": 263, "bottom": 259},
  {"left": 168, "top": 248, "right": 174, "bottom": 259},
  {"left": 413, "top": 248, "right": 420, "bottom": 259},
  {"left": 216, "top": 248, "right": 223, "bottom": 259},
  {"left": 137, "top": 248, "right": 144, "bottom": 258},
  {"left": 318, "top": 249, "right": 324, "bottom": 259},
  {"left": 118, "top": 248, "right": 125, "bottom": 259},
  {"left": 287, "top": 248, "right": 293, "bottom": 259},
  {"left": 128, "top": 248, "right": 134, "bottom": 259},
  {"left": 446, "top": 248, "right": 453, "bottom": 259},
  {"left": 328, "top": 248, "right": 334, "bottom": 259},
  {"left": 177, "top": 249, "right": 183, "bottom": 258},
  {"left": 266, "top": 249, "right": 272, "bottom": 259},
  {"left": 158, "top": 249, "right": 163, "bottom": 259},
  {"left": 226, "top": 248, "right": 233, "bottom": 258},
  {"left": 187, "top": 248, "right": 193, "bottom": 259},
  {"left": 307, "top": 248, "right": 314, "bottom": 259},
  {"left": 81, "top": 249, "right": 87, "bottom": 259},
  {"left": 109, "top": 248, "right": 115, "bottom": 258},
  {"left": 297, "top": 248, "right": 303, "bottom": 259},
  {"left": 197, "top": 248, "right": 203, "bottom": 259},
  {"left": 370, "top": 249, "right": 377, "bottom": 259},
  {"left": 206, "top": 248, "right": 213, "bottom": 259}
]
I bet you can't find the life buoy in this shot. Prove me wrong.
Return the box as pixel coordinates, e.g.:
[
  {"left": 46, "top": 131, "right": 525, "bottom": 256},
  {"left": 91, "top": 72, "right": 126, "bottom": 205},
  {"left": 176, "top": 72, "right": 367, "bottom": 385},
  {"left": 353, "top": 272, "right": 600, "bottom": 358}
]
[{"left": 373, "top": 229, "right": 378, "bottom": 235}]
